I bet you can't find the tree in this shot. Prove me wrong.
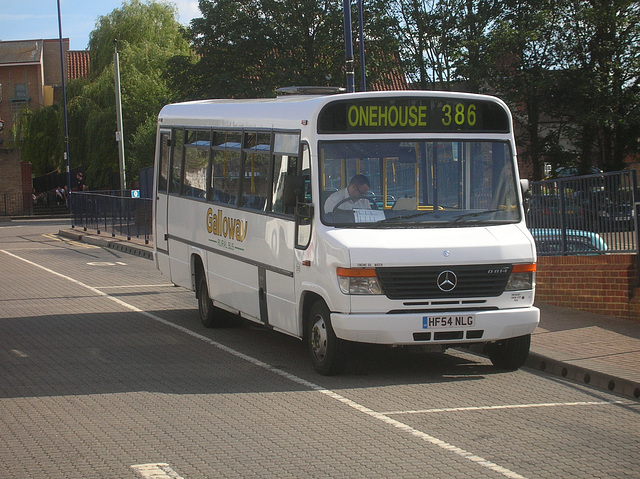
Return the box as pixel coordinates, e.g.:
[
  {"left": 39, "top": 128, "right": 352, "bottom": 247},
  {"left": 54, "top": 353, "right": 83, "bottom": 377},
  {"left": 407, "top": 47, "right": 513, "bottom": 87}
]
[
  {"left": 386, "top": 0, "right": 499, "bottom": 91},
  {"left": 17, "top": 106, "right": 63, "bottom": 177},
  {"left": 67, "top": 0, "right": 192, "bottom": 188},
  {"left": 553, "top": 0, "right": 640, "bottom": 172},
  {"left": 486, "top": 0, "right": 570, "bottom": 180},
  {"left": 452, "top": 0, "right": 502, "bottom": 93},
  {"left": 176, "top": 0, "right": 399, "bottom": 98},
  {"left": 386, "top": 0, "right": 451, "bottom": 89}
]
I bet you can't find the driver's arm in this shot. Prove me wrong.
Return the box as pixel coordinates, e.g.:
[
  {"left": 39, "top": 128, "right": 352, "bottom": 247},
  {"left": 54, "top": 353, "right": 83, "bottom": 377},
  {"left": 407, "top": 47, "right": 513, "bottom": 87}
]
[{"left": 324, "top": 190, "right": 341, "bottom": 213}]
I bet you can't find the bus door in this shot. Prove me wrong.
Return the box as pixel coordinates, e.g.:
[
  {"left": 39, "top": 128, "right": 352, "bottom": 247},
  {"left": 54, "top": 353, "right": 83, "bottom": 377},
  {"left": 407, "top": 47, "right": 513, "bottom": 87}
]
[
  {"left": 154, "top": 129, "right": 172, "bottom": 273},
  {"left": 264, "top": 134, "right": 305, "bottom": 336}
]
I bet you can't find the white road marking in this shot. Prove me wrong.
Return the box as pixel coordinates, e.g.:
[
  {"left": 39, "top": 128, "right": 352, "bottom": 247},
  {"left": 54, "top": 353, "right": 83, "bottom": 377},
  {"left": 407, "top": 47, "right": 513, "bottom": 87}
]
[
  {"left": 381, "top": 400, "right": 629, "bottom": 415},
  {"left": 41, "top": 234, "right": 61, "bottom": 241},
  {"left": 131, "top": 463, "right": 184, "bottom": 479},
  {"left": 0, "top": 247, "right": 60, "bottom": 251},
  {"left": 42, "top": 233, "right": 99, "bottom": 248},
  {"left": 86, "top": 261, "right": 127, "bottom": 266},
  {"left": 10, "top": 349, "right": 28, "bottom": 358},
  {"left": 2, "top": 249, "right": 539, "bottom": 479},
  {"left": 96, "top": 284, "right": 175, "bottom": 289}
]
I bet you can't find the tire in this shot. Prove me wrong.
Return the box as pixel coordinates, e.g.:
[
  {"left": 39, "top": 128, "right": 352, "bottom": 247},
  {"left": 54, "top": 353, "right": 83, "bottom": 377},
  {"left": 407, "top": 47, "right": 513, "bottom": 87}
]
[
  {"left": 305, "top": 300, "right": 348, "bottom": 375},
  {"left": 486, "top": 334, "right": 531, "bottom": 370},
  {"left": 197, "top": 271, "right": 219, "bottom": 328}
]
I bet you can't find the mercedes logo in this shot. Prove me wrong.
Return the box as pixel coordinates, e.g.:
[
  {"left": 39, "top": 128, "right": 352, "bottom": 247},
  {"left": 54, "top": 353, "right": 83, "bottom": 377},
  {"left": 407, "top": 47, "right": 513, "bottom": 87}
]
[{"left": 437, "top": 270, "right": 457, "bottom": 292}]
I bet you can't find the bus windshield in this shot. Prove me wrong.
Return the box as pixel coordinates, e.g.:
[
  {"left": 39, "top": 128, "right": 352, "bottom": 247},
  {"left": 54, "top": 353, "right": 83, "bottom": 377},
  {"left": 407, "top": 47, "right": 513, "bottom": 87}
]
[{"left": 319, "top": 140, "right": 521, "bottom": 227}]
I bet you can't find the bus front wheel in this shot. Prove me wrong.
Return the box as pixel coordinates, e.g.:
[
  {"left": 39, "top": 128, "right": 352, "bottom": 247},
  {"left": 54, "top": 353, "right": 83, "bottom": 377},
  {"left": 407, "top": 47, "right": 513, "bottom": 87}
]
[
  {"left": 486, "top": 334, "right": 531, "bottom": 370},
  {"left": 306, "top": 300, "right": 348, "bottom": 375},
  {"left": 197, "top": 272, "right": 218, "bottom": 328}
]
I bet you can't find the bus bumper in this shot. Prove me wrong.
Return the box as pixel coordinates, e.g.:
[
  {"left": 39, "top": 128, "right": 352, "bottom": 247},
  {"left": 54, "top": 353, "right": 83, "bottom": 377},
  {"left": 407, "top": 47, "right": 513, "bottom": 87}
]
[{"left": 331, "top": 307, "right": 540, "bottom": 344}]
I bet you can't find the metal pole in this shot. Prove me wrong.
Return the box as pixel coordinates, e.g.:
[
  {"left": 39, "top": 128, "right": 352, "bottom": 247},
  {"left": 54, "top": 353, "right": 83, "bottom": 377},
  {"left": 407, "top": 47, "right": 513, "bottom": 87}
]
[
  {"left": 56, "top": 0, "right": 71, "bottom": 208},
  {"left": 114, "top": 39, "right": 126, "bottom": 192},
  {"left": 343, "top": 0, "right": 355, "bottom": 93},
  {"left": 357, "top": 0, "right": 366, "bottom": 91}
]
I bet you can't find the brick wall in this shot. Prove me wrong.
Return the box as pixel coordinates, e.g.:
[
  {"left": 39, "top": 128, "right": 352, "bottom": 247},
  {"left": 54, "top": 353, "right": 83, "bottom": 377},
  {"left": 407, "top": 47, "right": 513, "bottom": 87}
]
[
  {"left": 536, "top": 254, "right": 639, "bottom": 320},
  {"left": 0, "top": 148, "right": 26, "bottom": 215}
]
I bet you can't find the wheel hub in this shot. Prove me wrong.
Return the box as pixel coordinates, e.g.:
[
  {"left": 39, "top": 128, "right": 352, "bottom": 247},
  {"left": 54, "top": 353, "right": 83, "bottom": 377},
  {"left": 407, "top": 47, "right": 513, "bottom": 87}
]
[{"left": 310, "top": 316, "right": 327, "bottom": 361}]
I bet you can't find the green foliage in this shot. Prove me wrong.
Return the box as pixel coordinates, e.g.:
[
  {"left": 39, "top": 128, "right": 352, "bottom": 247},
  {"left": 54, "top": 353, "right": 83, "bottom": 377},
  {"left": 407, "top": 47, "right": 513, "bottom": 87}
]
[
  {"left": 66, "top": 0, "right": 194, "bottom": 189},
  {"left": 89, "top": 0, "right": 191, "bottom": 77},
  {"left": 128, "top": 115, "right": 158, "bottom": 176},
  {"left": 483, "top": 0, "right": 640, "bottom": 177},
  {"left": 18, "top": 107, "right": 63, "bottom": 176},
  {"left": 177, "top": 0, "right": 397, "bottom": 97},
  {"left": 18, "top": 0, "right": 640, "bottom": 186}
]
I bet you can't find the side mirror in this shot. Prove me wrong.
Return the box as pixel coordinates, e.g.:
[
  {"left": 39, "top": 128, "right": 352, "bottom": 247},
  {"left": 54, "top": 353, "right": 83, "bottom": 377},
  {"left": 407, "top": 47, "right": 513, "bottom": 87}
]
[
  {"left": 520, "top": 179, "right": 531, "bottom": 213},
  {"left": 295, "top": 203, "right": 314, "bottom": 249},
  {"left": 283, "top": 175, "right": 305, "bottom": 209}
]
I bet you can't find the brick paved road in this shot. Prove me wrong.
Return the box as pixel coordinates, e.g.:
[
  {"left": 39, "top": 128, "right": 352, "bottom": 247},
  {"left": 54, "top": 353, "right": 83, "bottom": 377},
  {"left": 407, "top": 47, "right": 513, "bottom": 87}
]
[{"left": 1, "top": 219, "right": 639, "bottom": 478}]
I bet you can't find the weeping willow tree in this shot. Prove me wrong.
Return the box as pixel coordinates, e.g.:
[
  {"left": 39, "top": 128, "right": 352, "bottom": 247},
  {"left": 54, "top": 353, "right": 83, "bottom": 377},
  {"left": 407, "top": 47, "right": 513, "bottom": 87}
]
[
  {"left": 67, "top": 0, "right": 193, "bottom": 189},
  {"left": 18, "top": 106, "right": 63, "bottom": 177}
]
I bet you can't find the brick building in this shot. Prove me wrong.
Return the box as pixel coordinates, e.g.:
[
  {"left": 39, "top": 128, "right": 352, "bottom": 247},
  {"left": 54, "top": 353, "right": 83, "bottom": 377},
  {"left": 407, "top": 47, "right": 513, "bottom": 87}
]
[{"left": 0, "top": 39, "right": 89, "bottom": 215}]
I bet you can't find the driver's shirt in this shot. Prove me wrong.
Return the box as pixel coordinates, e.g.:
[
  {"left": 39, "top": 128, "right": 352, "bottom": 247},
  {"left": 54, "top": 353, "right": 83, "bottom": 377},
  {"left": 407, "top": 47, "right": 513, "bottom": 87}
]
[{"left": 324, "top": 187, "right": 371, "bottom": 213}]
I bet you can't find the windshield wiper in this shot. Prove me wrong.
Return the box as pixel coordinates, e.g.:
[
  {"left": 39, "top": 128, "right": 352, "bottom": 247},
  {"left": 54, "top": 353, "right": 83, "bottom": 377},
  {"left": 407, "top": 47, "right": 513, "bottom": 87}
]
[
  {"left": 369, "top": 209, "right": 443, "bottom": 226},
  {"left": 448, "top": 209, "right": 504, "bottom": 225}
]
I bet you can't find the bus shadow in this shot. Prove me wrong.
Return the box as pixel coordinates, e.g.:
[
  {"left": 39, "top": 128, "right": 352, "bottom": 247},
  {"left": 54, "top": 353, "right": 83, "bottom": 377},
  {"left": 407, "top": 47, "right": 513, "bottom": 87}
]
[
  {"left": 0, "top": 309, "right": 504, "bottom": 399},
  {"left": 182, "top": 312, "right": 503, "bottom": 388}
]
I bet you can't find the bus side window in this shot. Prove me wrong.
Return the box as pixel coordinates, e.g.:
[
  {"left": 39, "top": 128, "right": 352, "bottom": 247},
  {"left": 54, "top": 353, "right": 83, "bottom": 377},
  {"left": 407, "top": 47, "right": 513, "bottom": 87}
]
[
  {"left": 219, "top": 150, "right": 241, "bottom": 206},
  {"left": 241, "top": 151, "right": 270, "bottom": 211},
  {"left": 271, "top": 154, "right": 298, "bottom": 215},
  {"left": 169, "top": 129, "right": 184, "bottom": 195},
  {"left": 157, "top": 132, "right": 170, "bottom": 193},
  {"left": 182, "top": 129, "right": 209, "bottom": 199},
  {"left": 210, "top": 131, "right": 242, "bottom": 206}
]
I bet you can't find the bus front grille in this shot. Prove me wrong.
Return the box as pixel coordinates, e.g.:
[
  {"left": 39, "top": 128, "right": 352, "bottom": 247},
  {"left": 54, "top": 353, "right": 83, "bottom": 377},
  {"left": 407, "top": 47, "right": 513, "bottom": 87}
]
[{"left": 376, "top": 264, "right": 511, "bottom": 300}]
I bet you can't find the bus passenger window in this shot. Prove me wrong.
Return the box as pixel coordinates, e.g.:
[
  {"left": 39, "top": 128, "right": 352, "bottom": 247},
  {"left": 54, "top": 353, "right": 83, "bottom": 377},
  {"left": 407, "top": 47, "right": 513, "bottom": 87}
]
[
  {"left": 157, "top": 132, "right": 170, "bottom": 193},
  {"left": 211, "top": 149, "right": 240, "bottom": 205},
  {"left": 271, "top": 154, "right": 298, "bottom": 215},
  {"left": 241, "top": 151, "right": 270, "bottom": 211},
  {"left": 182, "top": 136, "right": 209, "bottom": 199},
  {"left": 169, "top": 129, "right": 184, "bottom": 195}
]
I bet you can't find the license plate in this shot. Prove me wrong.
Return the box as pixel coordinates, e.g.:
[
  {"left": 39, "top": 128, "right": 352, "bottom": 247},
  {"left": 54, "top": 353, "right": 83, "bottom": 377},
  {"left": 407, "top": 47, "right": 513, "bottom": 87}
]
[{"left": 423, "top": 314, "right": 475, "bottom": 329}]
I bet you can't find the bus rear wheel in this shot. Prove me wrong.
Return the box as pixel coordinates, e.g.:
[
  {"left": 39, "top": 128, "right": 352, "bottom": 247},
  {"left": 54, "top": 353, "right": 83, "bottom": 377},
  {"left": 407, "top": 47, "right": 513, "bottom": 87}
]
[
  {"left": 306, "top": 300, "right": 348, "bottom": 375},
  {"left": 197, "top": 272, "right": 218, "bottom": 328},
  {"left": 486, "top": 334, "right": 531, "bottom": 370}
]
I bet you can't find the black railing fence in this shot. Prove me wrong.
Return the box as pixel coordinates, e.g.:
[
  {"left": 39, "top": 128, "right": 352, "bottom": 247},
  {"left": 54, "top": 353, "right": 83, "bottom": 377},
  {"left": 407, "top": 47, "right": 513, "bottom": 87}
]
[
  {"left": 526, "top": 170, "right": 639, "bottom": 256},
  {"left": 0, "top": 192, "right": 32, "bottom": 216},
  {"left": 70, "top": 191, "right": 152, "bottom": 244}
]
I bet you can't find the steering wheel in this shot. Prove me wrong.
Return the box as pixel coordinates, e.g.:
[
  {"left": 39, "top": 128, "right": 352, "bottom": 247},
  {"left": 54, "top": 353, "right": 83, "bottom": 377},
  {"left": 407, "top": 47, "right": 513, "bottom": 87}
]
[{"left": 332, "top": 194, "right": 370, "bottom": 212}]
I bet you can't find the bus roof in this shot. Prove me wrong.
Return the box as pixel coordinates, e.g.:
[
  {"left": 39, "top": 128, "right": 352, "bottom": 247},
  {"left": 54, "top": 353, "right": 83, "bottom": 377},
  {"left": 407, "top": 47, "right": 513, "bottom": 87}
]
[{"left": 157, "top": 90, "right": 511, "bottom": 134}]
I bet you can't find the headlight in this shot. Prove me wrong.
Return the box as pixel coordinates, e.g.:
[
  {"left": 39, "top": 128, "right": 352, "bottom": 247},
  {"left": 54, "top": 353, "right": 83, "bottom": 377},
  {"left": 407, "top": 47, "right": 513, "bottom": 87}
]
[
  {"left": 336, "top": 267, "right": 384, "bottom": 295},
  {"left": 505, "top": 263, "right": 536, "bottom": 291}
]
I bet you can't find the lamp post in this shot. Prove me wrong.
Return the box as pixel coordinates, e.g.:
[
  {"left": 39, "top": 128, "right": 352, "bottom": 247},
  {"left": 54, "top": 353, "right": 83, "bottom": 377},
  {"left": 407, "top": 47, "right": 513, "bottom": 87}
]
[
  {"left": 114, "top": 39, "right": 126, "bottom": 193},
  {"left": 357, "top": 0, "right": 366, "bottom": 91},
  {"left": 343, "top": 0, "right": 355, "bottom": 93},
  {"left": 343, "top": 0, "right": 367, "bottom": 92},
  {"left": 56, "top": 0, "right": 71, "bottom": 205}
]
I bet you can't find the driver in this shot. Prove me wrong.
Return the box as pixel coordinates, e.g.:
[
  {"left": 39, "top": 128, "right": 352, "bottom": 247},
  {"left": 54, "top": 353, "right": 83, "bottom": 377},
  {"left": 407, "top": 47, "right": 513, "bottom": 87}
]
[{"left": 324, "top": 174, "right": 371, "bottom": 213}]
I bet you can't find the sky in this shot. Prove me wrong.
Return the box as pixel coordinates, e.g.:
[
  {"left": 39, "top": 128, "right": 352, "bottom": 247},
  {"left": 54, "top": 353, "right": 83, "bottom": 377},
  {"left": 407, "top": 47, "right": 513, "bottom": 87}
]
[{"left": 0, "top": 0, "right": 201, "bottom": 51}]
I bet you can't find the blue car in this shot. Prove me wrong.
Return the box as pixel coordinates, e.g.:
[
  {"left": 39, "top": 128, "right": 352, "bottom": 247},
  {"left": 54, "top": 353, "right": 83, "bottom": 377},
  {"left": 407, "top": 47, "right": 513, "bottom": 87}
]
[{"left": 530, "top": 228, "right": 608, "bottom": 255}]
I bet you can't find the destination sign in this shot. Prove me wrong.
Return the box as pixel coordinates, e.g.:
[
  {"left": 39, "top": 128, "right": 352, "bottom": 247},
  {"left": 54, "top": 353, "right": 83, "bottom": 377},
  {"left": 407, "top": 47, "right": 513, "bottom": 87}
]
[{"left": 317, "top": 97, "right": 510, "bottom": 134}]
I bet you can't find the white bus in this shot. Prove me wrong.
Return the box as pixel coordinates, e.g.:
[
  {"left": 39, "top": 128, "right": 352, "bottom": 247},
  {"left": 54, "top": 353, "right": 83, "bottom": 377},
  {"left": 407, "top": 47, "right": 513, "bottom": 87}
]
[{"left": 153, "top": 88, "right": 539, "bottom": 375}]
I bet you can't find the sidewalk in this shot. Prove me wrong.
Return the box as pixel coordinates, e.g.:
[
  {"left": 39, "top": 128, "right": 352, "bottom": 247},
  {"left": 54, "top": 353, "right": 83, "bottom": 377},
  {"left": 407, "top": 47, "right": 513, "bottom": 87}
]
[
  {"left": 530, "top": 303, "right": 640, "bottom": 401},
  {"left": 59, "top": 228, "right": 640, "bottom": 401}
]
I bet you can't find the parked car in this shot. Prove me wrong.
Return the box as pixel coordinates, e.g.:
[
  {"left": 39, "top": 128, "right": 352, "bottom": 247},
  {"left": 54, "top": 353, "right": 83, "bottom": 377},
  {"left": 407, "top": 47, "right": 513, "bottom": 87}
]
[
  {"left": 526, "top": 194, "right": 585, "bottom": 228},
  {"left": 546, "top": 166, "right": 604, "bottom": 179},
  {"left": 530, "top": 228, "right": 608, "bottom": 255},
  {"left": 573, "top": 190, "right": 635, "bottom": 232}
]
